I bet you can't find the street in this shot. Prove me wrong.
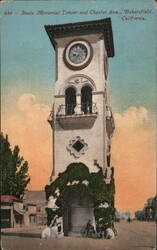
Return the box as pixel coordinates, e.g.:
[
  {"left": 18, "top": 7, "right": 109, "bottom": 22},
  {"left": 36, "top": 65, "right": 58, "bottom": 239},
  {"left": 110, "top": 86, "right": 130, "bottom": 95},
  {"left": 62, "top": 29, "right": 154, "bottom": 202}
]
[{"left": 1, "top": 221, "right": 156, "bottom": 250}]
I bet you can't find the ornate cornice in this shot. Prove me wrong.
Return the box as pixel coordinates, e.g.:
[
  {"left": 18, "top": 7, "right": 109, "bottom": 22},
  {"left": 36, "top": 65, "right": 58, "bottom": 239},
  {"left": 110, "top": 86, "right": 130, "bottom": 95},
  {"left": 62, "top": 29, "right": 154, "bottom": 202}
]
[{"left": 45, "top": 18, "right": 114, "bottom": 57}]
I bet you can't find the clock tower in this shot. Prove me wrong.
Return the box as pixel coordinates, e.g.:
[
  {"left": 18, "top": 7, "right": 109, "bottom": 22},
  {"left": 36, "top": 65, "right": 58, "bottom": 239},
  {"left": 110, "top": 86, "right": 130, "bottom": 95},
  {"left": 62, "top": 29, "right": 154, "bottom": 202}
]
[{"left": 45, "top": 18, "right": 115, "bottom": 235}]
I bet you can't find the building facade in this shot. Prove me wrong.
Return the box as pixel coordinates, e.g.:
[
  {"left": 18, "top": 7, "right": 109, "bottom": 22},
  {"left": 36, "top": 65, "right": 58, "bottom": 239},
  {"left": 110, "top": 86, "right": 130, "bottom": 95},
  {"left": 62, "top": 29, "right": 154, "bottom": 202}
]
[
  {"left": 0, "top": 191, "right": 47, "bottom": 228},
  {"left": 45, "top": 18, "right": 115, "bottom": 235},
  {"left": 46, "top": 18, "right": 115, "bottom": 181}
]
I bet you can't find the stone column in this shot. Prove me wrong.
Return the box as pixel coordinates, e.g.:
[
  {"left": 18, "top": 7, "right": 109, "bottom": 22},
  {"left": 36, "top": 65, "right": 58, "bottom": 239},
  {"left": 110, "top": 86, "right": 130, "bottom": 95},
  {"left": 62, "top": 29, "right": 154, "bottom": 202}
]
[{"left": 74, "top": 95, "right": 82, "bottom": 114}]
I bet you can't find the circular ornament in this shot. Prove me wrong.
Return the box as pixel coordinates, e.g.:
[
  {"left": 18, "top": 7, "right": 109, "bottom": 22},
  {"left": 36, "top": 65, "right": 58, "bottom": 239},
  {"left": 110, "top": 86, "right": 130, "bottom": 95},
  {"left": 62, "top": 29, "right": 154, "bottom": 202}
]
[{"left": 64, "top": 40, "right": 93, "bottom": 70}]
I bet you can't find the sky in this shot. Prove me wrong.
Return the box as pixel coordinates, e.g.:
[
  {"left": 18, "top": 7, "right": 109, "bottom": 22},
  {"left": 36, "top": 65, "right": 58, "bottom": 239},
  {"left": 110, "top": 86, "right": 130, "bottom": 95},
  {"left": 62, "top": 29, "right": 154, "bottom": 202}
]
[{"left": 1, "top": 0, "right": 156, "bottom": 215}]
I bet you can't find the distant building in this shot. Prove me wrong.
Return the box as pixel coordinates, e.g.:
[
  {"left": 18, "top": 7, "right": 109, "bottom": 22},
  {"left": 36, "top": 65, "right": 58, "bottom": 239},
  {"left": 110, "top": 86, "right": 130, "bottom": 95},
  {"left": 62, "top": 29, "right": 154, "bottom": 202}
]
[
  {"left": 0, "top": 195, "right": 22, "bottom": 228},
  {"left": 115, "top": 211, "right": 131, "bottom": 221},
  {"left": 151, "top": 196, "right": 157, "bottom": 221},
  {"left": 142, "top": 196, "right": 157, "bottom": 221},
  {"left": 0, "top": 191, "right": 47, "bottom": 228},
  {"left": 135, "top": 195, "right": 157, "bottom": 222},
  {"left": 135, "top": 210, "right": 143, "bottom": 221},
  {"left": 23, "top": 191, "right": 47, "bottom": 226}
]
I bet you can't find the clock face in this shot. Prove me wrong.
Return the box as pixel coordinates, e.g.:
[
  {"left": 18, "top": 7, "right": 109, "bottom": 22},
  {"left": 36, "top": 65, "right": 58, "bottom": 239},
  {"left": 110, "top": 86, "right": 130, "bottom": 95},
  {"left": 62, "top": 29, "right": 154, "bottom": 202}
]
[
  {"left": 68, "top": 44, "right": 88, "bottom": 64},
  {"left": 64, "top": 40, "right": 93, "bottom": 70}
]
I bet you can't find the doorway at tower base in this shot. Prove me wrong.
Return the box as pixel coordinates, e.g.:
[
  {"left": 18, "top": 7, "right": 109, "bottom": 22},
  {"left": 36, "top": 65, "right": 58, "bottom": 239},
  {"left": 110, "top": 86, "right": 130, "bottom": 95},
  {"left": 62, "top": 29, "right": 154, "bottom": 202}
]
[
  {"left": 45, "top": 162, "right": 115, "bottom": 237},
  {"left": 63, "top": 191, "right": 95, "bottom": 236}
]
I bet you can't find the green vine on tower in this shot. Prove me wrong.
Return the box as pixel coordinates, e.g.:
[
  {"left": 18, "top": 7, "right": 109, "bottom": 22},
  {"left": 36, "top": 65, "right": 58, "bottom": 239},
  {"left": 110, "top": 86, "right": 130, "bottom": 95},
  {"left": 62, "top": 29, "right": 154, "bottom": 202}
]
[{"left": 45, "top": 162, "right": 115, "bottom": 231}]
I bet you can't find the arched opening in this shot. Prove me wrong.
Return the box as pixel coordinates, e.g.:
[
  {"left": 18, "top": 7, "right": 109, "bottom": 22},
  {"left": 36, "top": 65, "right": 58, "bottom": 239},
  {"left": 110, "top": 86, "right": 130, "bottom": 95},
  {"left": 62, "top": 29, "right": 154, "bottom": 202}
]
[
  {"left": 81, "top": 86, "right": 92, "bottom": 114},
  {"left": 65, "top": 87, "right": 76, "bottom": 115},
  {"left": 62, "top": 163, "right": 94, "bottom": 236}
]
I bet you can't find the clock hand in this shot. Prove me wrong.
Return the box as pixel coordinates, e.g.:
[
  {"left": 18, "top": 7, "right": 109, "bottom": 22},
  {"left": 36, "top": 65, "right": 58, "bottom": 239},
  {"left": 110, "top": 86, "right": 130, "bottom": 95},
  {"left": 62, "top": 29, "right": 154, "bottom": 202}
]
[{"left": 73, "top": 52, "right": 79, "bottom": 56}]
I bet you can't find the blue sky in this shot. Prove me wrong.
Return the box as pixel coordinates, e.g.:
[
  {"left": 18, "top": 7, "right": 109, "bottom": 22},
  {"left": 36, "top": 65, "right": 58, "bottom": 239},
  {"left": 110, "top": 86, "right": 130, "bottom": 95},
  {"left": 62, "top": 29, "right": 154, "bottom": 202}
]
[{"left": 1, "top": 0, "right": 156, "bottom": 116}]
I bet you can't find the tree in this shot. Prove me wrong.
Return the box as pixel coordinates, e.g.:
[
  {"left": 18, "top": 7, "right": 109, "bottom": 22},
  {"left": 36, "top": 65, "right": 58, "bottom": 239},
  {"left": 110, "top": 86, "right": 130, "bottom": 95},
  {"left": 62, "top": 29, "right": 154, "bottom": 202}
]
[{"left": 0, "top": 133, "right": 30, "bottom": 198}]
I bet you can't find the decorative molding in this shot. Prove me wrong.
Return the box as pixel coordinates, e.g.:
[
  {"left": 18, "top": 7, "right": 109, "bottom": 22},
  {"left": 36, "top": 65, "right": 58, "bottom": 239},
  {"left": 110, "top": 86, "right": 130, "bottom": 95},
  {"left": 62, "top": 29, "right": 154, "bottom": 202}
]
[
  {"left": 59, "top": 74, "right": 96, "bottom": 95},
  {"left": 67, "top": 136, "right": 88, "bottom": 158},
  {"left": 44, "top": 18, "right": 114, "bottom": 57},
  {"left": 92, "top": 91, "right": 105, "bottom": 96},
  {"left": 54, "top": 95, "right": 65, "bottom": 98}
]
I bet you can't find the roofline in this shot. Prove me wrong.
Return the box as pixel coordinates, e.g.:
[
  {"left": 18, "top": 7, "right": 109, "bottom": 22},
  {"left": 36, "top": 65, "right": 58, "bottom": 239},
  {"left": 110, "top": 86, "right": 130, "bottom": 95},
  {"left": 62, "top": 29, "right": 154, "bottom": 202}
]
[
  {"left": 44, "top": 18, "right": 114, "bottom": 57},
  {"left": 45, "top": 18, "right": 111, "bottom": 31}
]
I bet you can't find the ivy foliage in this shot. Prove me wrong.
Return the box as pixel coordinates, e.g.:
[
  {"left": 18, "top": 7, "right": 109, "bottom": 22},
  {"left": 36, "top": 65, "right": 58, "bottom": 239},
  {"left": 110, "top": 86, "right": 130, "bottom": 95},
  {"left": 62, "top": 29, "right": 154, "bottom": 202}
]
[
  {"left": 45, "top": 162, "right": 115, "bottom": 230},
  {"left": 0, "top": 133, "right": 30, "bottom": 199}
]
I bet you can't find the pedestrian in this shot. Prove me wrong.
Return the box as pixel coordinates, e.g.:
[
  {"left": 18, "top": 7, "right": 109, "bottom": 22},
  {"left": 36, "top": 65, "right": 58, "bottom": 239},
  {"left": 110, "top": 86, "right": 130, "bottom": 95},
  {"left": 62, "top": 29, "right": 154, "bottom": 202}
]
[{"left": 85, "top": 220, "right": 95, "bottom": 237}]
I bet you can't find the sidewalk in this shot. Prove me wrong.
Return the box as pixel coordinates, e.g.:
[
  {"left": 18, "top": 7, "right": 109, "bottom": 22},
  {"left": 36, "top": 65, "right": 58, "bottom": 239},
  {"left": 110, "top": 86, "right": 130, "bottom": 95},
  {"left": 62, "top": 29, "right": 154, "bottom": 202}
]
[{"left": 1, "top": 225, "right": 44, "bottom": 233}]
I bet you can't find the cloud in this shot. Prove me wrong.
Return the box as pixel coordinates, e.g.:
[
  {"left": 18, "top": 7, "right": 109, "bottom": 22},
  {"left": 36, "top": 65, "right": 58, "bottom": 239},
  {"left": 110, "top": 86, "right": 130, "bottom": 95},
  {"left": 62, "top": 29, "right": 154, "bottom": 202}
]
[
  {"left": 2, "top": 94, "right": 52, "bottom": 190},
  {"left": 17, "top": 94, "right": 37, "bottom": 112},
  {"left": 112, "top": 106, "right": 156, "bottom": 215},
  {"left": 2, "top": 99, "right": 156, "bottom": 215},
  {"left": 114, "top": 106, "right": 148, "bottom": 130}
]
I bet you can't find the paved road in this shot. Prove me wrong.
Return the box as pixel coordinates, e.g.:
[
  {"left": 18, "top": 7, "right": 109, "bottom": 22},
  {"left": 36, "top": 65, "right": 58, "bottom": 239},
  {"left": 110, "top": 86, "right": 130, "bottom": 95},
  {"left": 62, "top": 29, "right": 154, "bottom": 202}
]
[{"left": 1, "top": 221, "right": 156, "bottom": 250}]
